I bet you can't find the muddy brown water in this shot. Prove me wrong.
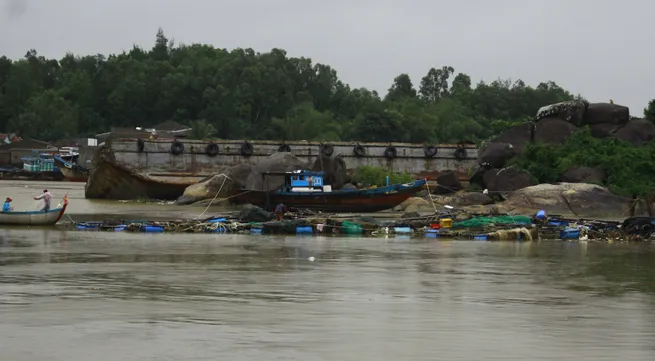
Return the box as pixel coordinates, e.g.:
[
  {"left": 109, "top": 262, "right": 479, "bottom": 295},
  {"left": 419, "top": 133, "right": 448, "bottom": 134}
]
[
  {"left": 0, "top": 180, "right": 214, "bottom": 221},
  {"left": 1, "top": 181, "right": 655, "bottom": 360}
]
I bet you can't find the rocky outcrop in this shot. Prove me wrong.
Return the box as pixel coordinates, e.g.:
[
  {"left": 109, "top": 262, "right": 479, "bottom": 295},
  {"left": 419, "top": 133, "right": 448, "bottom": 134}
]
[
  {"left": 489, "top": 122, "right": 534, "bottom": 153},
  {"left": 483, "top": 167, "right": 533, "bottom": 196},
  {"left": 174, "top": 163, "right": 252, "bottom": 205},
  {"left": 583, "top": 102, "right": 630, "bottom": 126},
  {"left": 311, "top": 153, "right": 348, "bottom": 190},
  {"left": 613, "top": 118, "right": 655, "bottom": 146},
  {"left": 474, "top": 100, "right": 655, "bottom": 197},
  {"left": 504, "top": 183, "right": 632, "bottom": 219},
  {"left": 560, "top": 166, "right": 606, "bottom": 184},
  {"left": 589, "top": 123, "right": 621, "bottom": 138},
  {"left": 533, "top": 117, "right": 576, "bottom": 144},
  {"left": 478, "top": 142, "right": 516, "bottom": 168},
  {"left": 536, "top": 100, "right": 588, "bottom": 126},
  {"left": 434, "top": 171, "right": 462, "bottom": 194},
  {"left": 236, "top": 204, "right": 275, "bottom": 222},
  {"left": 430, "top": 191, "right": 495, "bottom": 207},
  {"left": 396, "top": 197, "right": 435, "bottom": 214},
  {"left": 175, "top": 152, "right": 349, "bottom": 205}
]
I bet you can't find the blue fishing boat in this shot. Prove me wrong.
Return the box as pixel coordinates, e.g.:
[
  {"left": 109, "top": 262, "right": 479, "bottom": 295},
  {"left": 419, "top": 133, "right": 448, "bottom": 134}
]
[
  {"left": 53, "top": 155, "right": 89, "bottom": 182},
  {"left": 18, "top": 152, "right": 64, "bottom": 181},
  {"left": 0, "top": 196, "right": 69, "bottom": 226},
  {"left": 229, "top": 170, "right": 428, "bottom": 213}
]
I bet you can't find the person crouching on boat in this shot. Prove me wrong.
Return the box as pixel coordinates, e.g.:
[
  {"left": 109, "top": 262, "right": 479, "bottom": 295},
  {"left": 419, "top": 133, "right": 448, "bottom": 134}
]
[
  {"left": 2, "top": 197, "right": 13, "bottom": 212},
  {"left": 275, "top": 203, "right": 287, "bottom": 221},
  {"left": 33, "top": 189, "right": 52, "bottom": 212}
]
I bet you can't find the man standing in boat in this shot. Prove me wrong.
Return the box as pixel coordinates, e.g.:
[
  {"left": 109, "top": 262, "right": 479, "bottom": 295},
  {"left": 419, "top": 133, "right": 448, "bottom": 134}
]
[{"left": 34, "top": 189, "right": 52, "bottom": 212}]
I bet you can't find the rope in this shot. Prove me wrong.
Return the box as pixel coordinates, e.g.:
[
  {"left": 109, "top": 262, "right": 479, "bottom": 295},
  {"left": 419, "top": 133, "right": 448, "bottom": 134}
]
[
  {"left": 423, "top": 180, "right": 439, "bottom": 213},
  {"left": 66, "top": 214, "right": 76, "bottom": 224},
  {"left": 195, "top": 173, "right": 230, "bottom": 219},
  {"left": 193, "top": 173, "right": 256, "bottom": 220}
]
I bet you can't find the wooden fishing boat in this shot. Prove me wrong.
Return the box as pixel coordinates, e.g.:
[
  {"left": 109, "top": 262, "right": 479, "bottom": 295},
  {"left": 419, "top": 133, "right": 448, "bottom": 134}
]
[
  {"left": 0, "top": 196, "right": 69, "bottom": 226},
  {"left": 19, "top": 153, "right": 65, "bottom": 181},
  {"left": 53, "top": 155, "right": 89, "bottom": 182},
  {"left": 229, "top": 170, "right": 428, "bottom": 213}
]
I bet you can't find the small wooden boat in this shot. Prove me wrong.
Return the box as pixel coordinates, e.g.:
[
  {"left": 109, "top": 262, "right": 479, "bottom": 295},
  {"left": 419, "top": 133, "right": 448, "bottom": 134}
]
[
  {"left": 53, "top": 155, "right": 89, "bottom": 182},
  {"left": 0, "top": 196, "right": 69, "bottom": 226},
  {"left": 229, "top": 170, "right": 427, "bottom": 213}
]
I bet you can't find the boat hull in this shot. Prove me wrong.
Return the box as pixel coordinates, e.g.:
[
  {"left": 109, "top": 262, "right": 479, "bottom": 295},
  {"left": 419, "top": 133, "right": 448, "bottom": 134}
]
[
  {"left": 85, "top": 160, "right": 198, "bottom": 200},
  {"left": 58, "top": 166, "right": 88, "bottom": 182},
  {"left": 53, "top": 157, "right": 89, "bottom": 182},
  {"left": 0, "top": 203, "right": 68, "bottom": 226},
  {"left": 229, "top": 180, "right": 427, "bottom": 213}
]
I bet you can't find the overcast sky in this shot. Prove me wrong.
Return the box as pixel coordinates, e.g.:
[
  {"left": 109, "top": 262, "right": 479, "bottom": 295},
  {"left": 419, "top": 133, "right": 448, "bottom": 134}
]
[{"left": 1, "top": 0, "right": 652, "bottom": 116}]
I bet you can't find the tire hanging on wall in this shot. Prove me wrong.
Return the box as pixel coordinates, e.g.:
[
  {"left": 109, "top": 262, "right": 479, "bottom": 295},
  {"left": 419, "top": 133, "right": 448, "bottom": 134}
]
[
  {"left": 240, "top": 141, "right": 254, "bottom": 156},
  {"left": 424, "top": 145, "right": 437, "bottom": 157},
  {"left": 278, "top": 144, "right": 291, "bottom": 152},
  {"left": 384, "top": 146, "right": 397, "bottom": 159},
  {"left": 170, "top": 141, "right": 184, "bottom": 155},
  {"left": 205, "top": 142, "right": 219, "bottom": 156},
  {"left": 353, "top": 144, "right": 366, "bottom": 157},
  {"left": 454, "top": 148, "right": 467, "bottom": 160},
  {"left": 320, "top": 143, "right": 334, "bottom": 157}
]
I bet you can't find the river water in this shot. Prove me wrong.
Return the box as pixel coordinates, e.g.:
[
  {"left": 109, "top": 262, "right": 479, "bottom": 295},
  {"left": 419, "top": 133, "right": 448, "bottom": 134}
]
[{"left": 1, "top": 181, "right": 655, "bottom": 360}]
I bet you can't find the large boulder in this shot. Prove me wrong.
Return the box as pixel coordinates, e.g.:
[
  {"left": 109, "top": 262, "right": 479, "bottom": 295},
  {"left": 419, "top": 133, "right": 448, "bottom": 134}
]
[
  {"left": 174, "top": 163, "right": 252, "bottom": 205},
  {"left": 533, "top": 117, "right": 576, "bottom": 144},
  {"left": 430, "top": 191, "right": 494, "bottom": 207},
  {"left": 433, "top": 171, "right": 463, "bottom": 194},
  {"left": 311, "top": 153, "right": 348, "bottom": 190},
  {"left": 505, "top": 183, "right": 632, "bottom": 218},
  {"left": 237, "top": 204, "right": 275, "bottom": 222},
  {"left": 175, "top": 152, "right": 310, "bottom": 205},
  {"left": 613, "top": 118, "right": 655, "bottom": 146},
  {"left": 244, "top": 152, "right": 310, "bottom": 191},
  {"left": 490, "top": 122, "right": 534, "bottom": 153},
  {"left": 478, "top": 142, "right": 516, "bottom": 168},
  {"left": 396, "top": 197, "right": 434, "bottom": 213},
  {"left": 560, "top": 166, "right": 606, "bottom": 184},
  {"left": 536, "top": 100, "right": 588, "bottom": 126},
  {"left": 483, "top": 167, "right": 533, "bottom": 197},
  {"left": 583, "top": 102, "right": 630, "bottom": 126},
  {"left": 468, "top": 166, "right": 487, "bottom": 190},
  {"left": 589, "top": 123, "right": 621, "bottom": 138}
]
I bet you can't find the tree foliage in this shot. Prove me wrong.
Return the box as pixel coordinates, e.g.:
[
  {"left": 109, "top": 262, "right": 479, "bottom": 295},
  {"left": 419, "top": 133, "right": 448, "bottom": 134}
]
[
  {"left": 0, "top": 28, "right": 580, "bottom": 142},
  {"left": 645, "top": 99, "right": 655, "bottom": 123},
  {"left": 352, "top": 166, "right": 413, "bottom": 187},
  {"left": 510, "top": 128, "right": 655, "bottom": 197}
]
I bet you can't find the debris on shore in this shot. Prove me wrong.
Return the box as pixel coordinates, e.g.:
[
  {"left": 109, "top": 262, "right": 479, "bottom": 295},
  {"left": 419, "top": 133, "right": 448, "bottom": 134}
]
[{"left": 63, "top": 204, "right": 653, "bottom": 242}]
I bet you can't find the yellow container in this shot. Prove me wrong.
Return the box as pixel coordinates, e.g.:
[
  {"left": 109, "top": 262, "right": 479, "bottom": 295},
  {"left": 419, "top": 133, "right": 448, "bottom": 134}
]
[{"left": 440, "top": 218, "right": 453, "bottom": 228}]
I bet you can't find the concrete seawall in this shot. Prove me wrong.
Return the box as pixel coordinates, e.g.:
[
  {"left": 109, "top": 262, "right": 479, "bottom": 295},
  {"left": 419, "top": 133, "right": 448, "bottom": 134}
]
[
  {"left": 85, "top": 138, "right": 479, "bottom": 199},
  {"left": 107, "top": 138, "right": 478, "bottom": 178}
]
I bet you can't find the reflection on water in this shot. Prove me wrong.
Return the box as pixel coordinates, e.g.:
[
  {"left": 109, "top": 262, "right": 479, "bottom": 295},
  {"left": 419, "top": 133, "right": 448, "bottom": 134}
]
[{"left": 1, "top": 230, "right": 655, "bottom": 361}]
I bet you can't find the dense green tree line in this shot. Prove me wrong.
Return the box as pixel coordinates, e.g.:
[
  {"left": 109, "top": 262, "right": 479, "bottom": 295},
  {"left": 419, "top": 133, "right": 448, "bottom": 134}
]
[{"left": 0, "top": 28, "right": 583, "bottom": 142}]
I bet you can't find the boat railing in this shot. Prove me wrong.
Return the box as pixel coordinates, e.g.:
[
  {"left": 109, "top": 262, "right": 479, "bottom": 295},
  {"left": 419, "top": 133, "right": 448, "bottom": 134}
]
[{"left": 22, "top": 153, "right": 57, "bottom": 172}]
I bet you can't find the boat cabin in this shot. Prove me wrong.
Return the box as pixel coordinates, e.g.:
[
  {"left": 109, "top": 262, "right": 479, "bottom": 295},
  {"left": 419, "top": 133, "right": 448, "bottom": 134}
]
[
  {"left": 22, "top": 152, "right": 58, "bottom": 173},
  {"left": 58, "top": 147, "right": 80, "bottom": 162},
  {"left": 283, "top": 170, "right": 331, "bottom": 192}
]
